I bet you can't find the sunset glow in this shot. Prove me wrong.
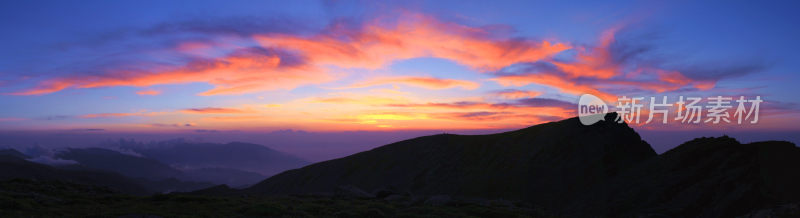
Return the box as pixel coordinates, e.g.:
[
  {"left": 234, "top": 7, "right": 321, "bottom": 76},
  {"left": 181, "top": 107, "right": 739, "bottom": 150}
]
[{"left": 1, "top": 1, "right": 798, "bottom": 133}]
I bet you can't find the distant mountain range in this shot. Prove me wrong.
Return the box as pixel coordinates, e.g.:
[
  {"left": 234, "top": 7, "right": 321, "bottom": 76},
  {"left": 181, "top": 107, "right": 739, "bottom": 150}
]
[
  {"left": 237, "top": 113, "right": 799, "bottom": 217},
  {"left": 56, "top": 148, "right": 182, "bottom": 180},
  {"left": 120, "top": 141, "right": 309, "bottom": 176},
  {"left": 0, "top": 141, "right": 308, "bottom": 193}
]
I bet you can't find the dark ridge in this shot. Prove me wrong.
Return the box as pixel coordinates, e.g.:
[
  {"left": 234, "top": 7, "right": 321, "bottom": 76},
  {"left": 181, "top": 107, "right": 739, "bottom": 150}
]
[
  {"left": 567, "top": 136, "right": 800, "bottom": 217},
  {"left": 0, "top": 154, "right": 148, "bottom": 194},
  {"left": 240, "top": 113, "right": 799, "bottom": 217},
  {"left": 246, "top": 112, "right": 656, "bottom": 209},
  {"left": 0, "top": 149, "right": 30, "bottom": 159}
]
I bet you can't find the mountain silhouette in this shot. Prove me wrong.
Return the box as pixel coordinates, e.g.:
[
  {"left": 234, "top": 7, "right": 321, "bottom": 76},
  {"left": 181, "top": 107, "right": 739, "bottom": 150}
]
[
  {"left": 241, "top": 113, "right": 799, "bottom": 217},
  {"left": 0, "top": 153, "right": 147, "bottom": 194},
  {"left": 568, "top": 136, "right": 800, "bottom": 217},
  {"left": 246, "top": 114, "right": 655, "bottom": 205},
  {"left": 0, "top": 148, "right": 30, "bottom": 159}
]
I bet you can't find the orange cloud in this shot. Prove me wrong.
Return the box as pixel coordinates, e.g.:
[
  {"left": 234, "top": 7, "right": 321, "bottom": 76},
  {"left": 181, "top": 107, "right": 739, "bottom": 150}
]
[
  {"left": 345, "top": 76, "right": 480, "bottom": 90},
  {"left": 201, "top": 115, "right": 270, "bottom": 122},
  {"left": 310, "top": 96, "right": 407, "bottom": 105},
  {"left": 493, "top": 90, "right": 541, "bottom": 99},
  {"left": 81, "top": 113, "right": 138, "bottom": 118},
  {"left": 485, "top": 26, "right": 624, "bottom": 102},
  {"left": 180, "top": 107, "right": 251, "bottom": 114},
  {"left": 384, "top": 98, "right": 575, "bottom": 119},
  {"left": 656, "top": 70, "right": 716, "bottom": 90},
  {"left": 11, "top": 49, "right": 334, "bottom": 96},
  {"left": 136, "top": 89, "right": 161, "bottom": 96},
  {"left": 657, "top": 70, "right": 690, "bottom": 85},
  {"left": 80, "top": 111, "right": 166, "bottom": 118},
  {"left": 386, "top": 101, "right": 512, "bottom": 110},
  {"left": 491, "top": 73, "right": 618, "bottom": 102},
  {"left": 12, "top": 13, "right": 569, "bottom": 97},
  {"left": 550, "top": 26, "right": 621, "bottom": 79},
  {"left": 14, "top": 13, "right": 566, "bottom": 96},
  {"left": 430, "top": 111, "right": 534, "bottom": 122},
  {"left": 488, "top": 25, "right": 721, "bottom": 101},
  {"left": 255, "top": 13, "right": 569, "bottom": 71},
  {"left": 10, "top": 81, "right": 72, "bottom": 95},
  {"left": 591, "top": 69, "right": 717, "bottom": 93},
  {"left": 149, "top": 123, "right": 196, "bottom": 128}
]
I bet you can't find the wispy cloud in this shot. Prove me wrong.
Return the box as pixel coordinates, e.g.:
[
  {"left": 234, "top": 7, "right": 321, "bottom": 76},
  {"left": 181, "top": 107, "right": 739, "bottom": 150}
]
[
  {"left": 1, "top": 10, "right": 784, "bottom": 131},
  {"left": 136, "top": 89, "right": 161, "bottom": 96},
  {"left": 180, "top": 107, "right": 252, "bottom": 114},
  {"left": 255, "top": 12, "right": 569, "bottom": 71},
  {"left": 149, "top": 123, "right": 195, "bottom": 128},
  {"left": 489, "top": 26, "right": 759, "bottom": 102},
  {"left": 491, "top": 89, "right": 542, "bottom": 99},
  {"left": 345, "top": 76, "right": 480, "bottom": 90},
  {"left": 81, "top": 113, "right": 139, "bottom": 118},
  {"left": 10, "top": 12, "right": 566, "bottom": 97},
  {"left": 10, "top": 47, "right": 334, "bottom": 96},
  {"left": 310, "top": 96, "right": 408, "bottom": 105},
  {"left": 0, "top": 117, "right": 26, "bottom": 122},
  {"left": 81, "top": 111, "right": 165, "bottom": 118}
]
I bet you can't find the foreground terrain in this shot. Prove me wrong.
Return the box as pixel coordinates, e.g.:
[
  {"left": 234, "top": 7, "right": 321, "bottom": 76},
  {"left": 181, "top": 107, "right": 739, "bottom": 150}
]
[{"left": 0, "top": 179, "right": 553, "bottom": 217}]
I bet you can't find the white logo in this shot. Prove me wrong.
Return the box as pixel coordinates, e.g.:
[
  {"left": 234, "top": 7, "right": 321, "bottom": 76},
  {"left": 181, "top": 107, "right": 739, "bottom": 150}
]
[{"left": 578, "top": 94, "right": 608, "bottom": 125}]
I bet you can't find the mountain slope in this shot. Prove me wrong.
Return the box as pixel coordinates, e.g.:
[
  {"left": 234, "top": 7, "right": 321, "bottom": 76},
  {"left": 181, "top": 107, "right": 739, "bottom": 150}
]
[
  {"left": 1, "top": 150, "right": 217, "bottom": 194},
  {"left": 0, "top": 149, "right": 30, "bottom": 159},
  {"left": 568, "top": 136, "right": 800, "bottom": 217},
  {"left": 0, "top": 154, "right": 147, "bottom": 194},
  {"left": 243, "top": 113, "right": 800, "bottom": 217},
  {"left": 247, "top": 113, "right": 656, "bottom": 208}
]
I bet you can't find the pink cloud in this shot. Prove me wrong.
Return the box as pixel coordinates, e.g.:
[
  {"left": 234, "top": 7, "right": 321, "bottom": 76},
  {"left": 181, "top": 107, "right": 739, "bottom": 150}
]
[
  {"left": 255, "top": 13, "right": 569, "bottom": 71},
  {"left": 180, "top": 107, "right": 252, "bottom": 114},
  {"left": 11, "top": 49, "right": 334, "bottom": 96},
  {"left": 136, "top": 89, "right": 162, "bottom": 96},
  {"left": 0, "top": 117, "right": 26, "bottom": 122},
  {"left": 81, "top": 113, "right": 138, "bottom": 118},
  {"left": 492, "top": 90, "right": 542, "bottom": 99},
  {"left": 345, "top": 76, "right": 480, "bottom": 90}
]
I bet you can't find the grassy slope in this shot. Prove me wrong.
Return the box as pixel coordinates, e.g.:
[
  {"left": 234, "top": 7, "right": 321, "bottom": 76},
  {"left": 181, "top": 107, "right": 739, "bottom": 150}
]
[{"left": 0, "top": 179, "right": 554, "bottom": 218}]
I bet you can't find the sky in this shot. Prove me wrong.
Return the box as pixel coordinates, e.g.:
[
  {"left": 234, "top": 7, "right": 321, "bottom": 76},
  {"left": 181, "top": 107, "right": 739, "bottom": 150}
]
[{"left": 1, "top": 0, "right": 799, "bottom": 159}]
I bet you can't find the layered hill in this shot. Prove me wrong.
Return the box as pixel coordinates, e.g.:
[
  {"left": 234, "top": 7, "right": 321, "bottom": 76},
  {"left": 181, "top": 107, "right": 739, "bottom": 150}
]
[
  {"left": 122, "top": 141, "right": 309, "bottom": 177},
  {"left": 45, "top": 140, "right": 308, "bottom": 187},
  {"left": 0, "top": 154, "right": 147, "bottom": 194},
  {"left": 56, "top": 148, "right": 181, "bottom": 180}
]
